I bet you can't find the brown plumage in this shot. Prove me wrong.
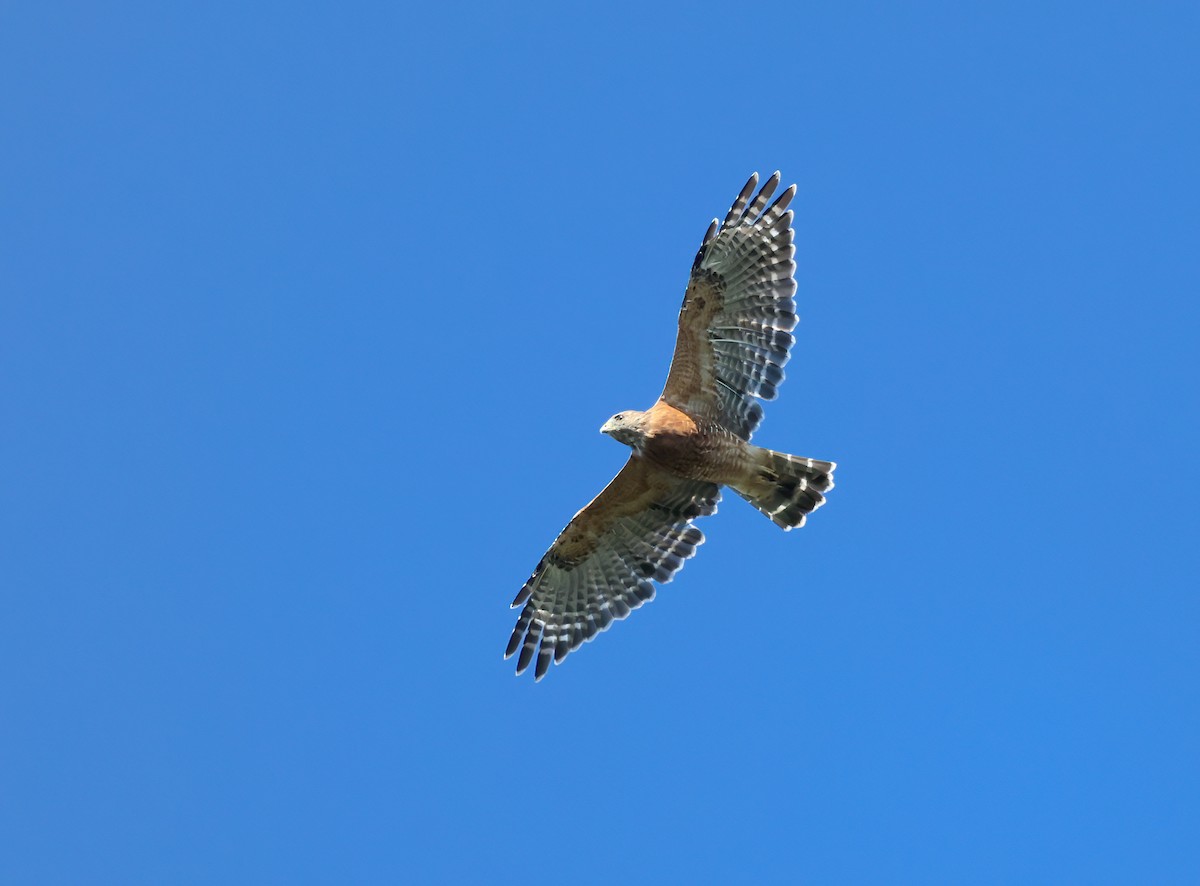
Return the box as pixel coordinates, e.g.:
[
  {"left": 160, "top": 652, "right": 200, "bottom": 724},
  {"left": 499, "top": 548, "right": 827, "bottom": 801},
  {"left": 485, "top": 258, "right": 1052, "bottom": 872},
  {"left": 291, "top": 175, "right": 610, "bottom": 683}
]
[{"left": 506, "top": 172, "right": 836, "bottom": 681}]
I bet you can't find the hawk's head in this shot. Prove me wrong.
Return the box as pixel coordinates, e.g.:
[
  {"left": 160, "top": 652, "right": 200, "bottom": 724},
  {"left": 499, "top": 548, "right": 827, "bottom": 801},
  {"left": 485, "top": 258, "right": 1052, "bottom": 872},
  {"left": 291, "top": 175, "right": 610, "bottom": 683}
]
[{"left": 600, "top": 411, "right": 647, "bottom": 451}]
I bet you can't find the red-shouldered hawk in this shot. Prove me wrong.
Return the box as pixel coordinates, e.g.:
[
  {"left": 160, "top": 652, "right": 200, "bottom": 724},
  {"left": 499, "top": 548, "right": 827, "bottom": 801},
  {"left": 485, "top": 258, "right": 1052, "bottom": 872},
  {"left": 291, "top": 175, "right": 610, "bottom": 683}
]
[{"left": 507, "top": 172, "right": 836, "bottom": 681}]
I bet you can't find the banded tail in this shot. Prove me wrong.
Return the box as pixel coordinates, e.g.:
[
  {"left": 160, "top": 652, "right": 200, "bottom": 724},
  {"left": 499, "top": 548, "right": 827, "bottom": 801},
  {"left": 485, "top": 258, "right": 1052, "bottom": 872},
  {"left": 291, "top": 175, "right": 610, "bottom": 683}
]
[{"left": 733, "top": 449, "right": 836, "bottom": 530}]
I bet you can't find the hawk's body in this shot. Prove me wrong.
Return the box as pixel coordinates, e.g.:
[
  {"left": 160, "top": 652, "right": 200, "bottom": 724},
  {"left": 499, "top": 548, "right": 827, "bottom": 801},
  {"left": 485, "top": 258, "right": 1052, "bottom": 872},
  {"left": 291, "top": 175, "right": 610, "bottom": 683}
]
[{"left": 507, "top": 173, "right": 836, "bottom": 680}]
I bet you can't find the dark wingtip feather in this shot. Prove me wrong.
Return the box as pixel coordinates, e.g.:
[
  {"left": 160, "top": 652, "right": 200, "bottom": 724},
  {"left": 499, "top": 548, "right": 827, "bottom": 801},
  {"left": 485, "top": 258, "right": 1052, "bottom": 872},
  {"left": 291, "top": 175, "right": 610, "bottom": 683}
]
[
  {"left": 554, "top": 638, "right": 571, "bottom": 663},
  {"left": 504, "top": 629, "right": 521, "bottom": 659},
  {"left": 723, "top": 173, "right": 759, "bottom": 227},
  {"left": 766, "top": 184, "right": 797, "bottom": 220},
  {"left": 505, "top": 608, "right": 532, "bottom": 659},
  {"left": 515, "top": 621, "right": 542, "bottom": 674},
  {"left": 693, "top": 218, "right": 722, "bottom": 269},
  {"left": 746, "top": 172, "right": 781, "bottom": 222},
  {"left": 534, "top": 641, "right": 553, "bottom": 680}
]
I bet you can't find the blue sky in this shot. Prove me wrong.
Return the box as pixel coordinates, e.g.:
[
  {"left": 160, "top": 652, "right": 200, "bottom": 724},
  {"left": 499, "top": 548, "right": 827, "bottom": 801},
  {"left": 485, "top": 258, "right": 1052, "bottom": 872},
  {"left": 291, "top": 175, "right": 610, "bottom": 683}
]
[{"left": 2, "top": 1, "right": 1198, "bottom": 882}]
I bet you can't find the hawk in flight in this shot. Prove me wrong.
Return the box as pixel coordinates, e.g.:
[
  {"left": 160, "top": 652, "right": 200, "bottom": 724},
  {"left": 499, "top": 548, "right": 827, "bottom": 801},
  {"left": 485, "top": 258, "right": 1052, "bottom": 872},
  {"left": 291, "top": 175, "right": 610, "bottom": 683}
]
[{"left": 506, "top": 172, "right": 835, "bottom": 681}]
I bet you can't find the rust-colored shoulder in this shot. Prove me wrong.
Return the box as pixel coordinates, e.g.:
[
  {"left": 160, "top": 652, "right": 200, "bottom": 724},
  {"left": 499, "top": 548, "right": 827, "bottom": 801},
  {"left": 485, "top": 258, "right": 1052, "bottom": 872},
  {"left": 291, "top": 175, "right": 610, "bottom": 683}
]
[{"left": 645, "top": 400, "right": 701, "bottom": 436}]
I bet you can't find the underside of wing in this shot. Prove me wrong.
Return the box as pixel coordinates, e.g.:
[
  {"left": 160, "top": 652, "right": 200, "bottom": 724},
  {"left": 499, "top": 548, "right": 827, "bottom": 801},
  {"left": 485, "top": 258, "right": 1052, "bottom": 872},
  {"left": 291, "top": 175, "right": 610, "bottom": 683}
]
[
  {"left": 661, "top": 172, "right": 798, "bottom": 439},
  {"left": 506, "top": 458, "right": 720, "bottom": 681}
]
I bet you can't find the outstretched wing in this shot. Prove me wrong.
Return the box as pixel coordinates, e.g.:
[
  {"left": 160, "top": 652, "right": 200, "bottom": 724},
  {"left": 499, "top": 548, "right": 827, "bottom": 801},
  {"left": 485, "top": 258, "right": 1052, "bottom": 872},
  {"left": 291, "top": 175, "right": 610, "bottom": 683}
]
[
  {"left": 660, "top": 171, "right": 798, "bottom": 440},
  {"left": 506, "top": 457, "right": 720, "bottom": 681}
]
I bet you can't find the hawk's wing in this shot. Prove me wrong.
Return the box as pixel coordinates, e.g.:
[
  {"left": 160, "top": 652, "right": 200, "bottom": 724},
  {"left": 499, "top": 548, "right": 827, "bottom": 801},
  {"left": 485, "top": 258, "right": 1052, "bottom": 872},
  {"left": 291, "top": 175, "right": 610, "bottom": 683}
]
[
  {"left": 660, "top": 171, "right": 798, "bottom": 440},
  {"left": 506, "top": 457, "right": 719, "bottom": 681}
]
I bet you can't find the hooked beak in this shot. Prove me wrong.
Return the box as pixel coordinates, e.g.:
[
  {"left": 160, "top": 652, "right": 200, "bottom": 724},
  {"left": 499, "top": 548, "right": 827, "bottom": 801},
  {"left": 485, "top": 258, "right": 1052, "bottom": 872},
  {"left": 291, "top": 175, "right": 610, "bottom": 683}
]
[{"left": 599, "top": 420, "right": 613, "bottom": 435}]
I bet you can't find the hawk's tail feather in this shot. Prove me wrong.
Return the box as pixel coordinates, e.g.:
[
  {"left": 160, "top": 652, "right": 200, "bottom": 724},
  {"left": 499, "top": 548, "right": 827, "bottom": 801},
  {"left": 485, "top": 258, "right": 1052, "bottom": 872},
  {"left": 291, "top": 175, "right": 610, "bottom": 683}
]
[{"left": 733, "top": 448, "right": 836, "bottom": 531}]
